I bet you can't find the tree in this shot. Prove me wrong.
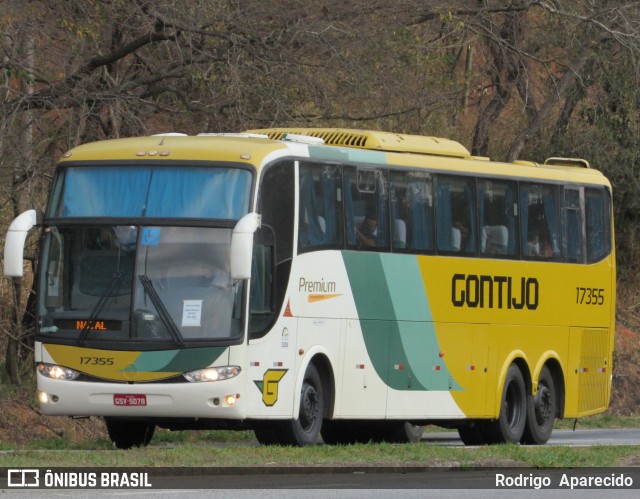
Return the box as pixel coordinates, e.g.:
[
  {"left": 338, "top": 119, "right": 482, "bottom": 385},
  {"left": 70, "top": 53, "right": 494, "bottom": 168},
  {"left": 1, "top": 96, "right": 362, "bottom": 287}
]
[{"left": 1, "top": 0, "right": 640, "bottom": 380}]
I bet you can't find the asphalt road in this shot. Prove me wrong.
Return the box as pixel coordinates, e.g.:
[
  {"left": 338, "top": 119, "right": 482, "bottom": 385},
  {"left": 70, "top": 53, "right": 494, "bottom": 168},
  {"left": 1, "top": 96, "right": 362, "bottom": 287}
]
[{"left": 423, "top": 427, "right": 640, "bottom": 446}]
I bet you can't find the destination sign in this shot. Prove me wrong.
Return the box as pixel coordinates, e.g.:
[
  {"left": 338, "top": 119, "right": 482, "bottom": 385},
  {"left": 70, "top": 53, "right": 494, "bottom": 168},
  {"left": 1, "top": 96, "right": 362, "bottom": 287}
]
[{"left": 55, "top": 320, "right": 122, "bottom": 331}]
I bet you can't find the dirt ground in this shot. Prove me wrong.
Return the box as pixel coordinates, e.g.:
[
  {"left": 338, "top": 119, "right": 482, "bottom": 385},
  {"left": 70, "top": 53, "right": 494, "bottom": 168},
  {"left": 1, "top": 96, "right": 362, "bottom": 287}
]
[{"left": 0, "top": 326, "right": 638, "bottom": 447}]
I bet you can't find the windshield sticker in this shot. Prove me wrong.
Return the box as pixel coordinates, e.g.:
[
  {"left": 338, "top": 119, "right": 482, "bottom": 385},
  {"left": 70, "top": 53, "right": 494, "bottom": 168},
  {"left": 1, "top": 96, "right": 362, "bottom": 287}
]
[
  {"left": 181, "top": 300, "right": 203, "bottom": 327},
  {"left": 141, "top": 227, "right": 160, "bottom": 245}
]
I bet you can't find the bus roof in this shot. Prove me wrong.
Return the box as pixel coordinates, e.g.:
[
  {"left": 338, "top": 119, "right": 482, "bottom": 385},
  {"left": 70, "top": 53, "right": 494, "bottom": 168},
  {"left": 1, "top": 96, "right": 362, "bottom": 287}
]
[
  {"left": 58, "top": 134, "right": 289, "bottom": 165},
  {"left": 57, "top": 129, "right": 609, "bottom": 187}
]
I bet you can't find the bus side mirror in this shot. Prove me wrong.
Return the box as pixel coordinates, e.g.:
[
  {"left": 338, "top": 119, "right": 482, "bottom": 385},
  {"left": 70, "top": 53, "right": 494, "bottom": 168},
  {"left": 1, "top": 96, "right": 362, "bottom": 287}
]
[
  {"left": 230, "top": 212, "right": 261, "bottom": 279},
  {"left": 3, "top": 209, "right": 42, "bottom": 277}
]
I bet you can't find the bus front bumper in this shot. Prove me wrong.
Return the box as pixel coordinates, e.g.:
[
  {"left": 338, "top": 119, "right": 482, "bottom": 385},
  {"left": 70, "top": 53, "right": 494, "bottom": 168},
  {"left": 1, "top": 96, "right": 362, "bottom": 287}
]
[{"left": 36, "top": 372, "right": 247, "bottom": 419}]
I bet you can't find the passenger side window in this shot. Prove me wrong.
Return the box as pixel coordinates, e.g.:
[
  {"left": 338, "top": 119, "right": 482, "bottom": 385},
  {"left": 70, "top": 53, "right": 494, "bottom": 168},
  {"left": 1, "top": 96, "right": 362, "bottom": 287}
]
[
  {"left": 298, "top": 163, "right": 343, "bottom": 253},
  {"left": 344, "top": 167, "right": 389, "bottom": 251},
  {"left": 585, "top": 187, "right": 611, "bottom": 263},
  {"left": 436, "top": 175, "right": 476, "bottom": 254},
  {"left": 390, "top": 171, "right": 433, "bottom": 252},
  {"left": 564, "top": 188, "right": 584, "bottom": 263},
  {"left": 520, "top": 183, "right": 561, "bottom": 260},
  {"left": 478, "top": 179, "right": 518, "bottom": 257}
]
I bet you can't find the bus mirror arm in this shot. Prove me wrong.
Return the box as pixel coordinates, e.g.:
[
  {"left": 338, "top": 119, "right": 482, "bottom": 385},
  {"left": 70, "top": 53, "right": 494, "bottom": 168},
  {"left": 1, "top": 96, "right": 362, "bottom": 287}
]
[
  {"left": 230, "top": 212, "right": 261, "bottom": 280},
  {"left": 3, "top": 209, "right": 43, "bottom": 278}
]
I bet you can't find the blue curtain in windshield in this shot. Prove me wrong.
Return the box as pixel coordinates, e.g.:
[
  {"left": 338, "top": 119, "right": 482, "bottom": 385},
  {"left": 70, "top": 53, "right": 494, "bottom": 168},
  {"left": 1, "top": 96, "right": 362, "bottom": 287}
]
[
  {"left": 58, "top": 167, "right": 251, "bottom": 219},
  {"left": 61, "top": 168, "right": 151, "bottom": 217}
]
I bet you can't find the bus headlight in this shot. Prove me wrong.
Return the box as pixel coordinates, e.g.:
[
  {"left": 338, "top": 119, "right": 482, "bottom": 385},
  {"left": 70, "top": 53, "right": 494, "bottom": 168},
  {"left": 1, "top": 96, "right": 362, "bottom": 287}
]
[
  {"left": 183, "top": 366, "right": 241, "bottom": 383},
  {"left": 37, "top": 363, "right": 80, "bottom": 381}
]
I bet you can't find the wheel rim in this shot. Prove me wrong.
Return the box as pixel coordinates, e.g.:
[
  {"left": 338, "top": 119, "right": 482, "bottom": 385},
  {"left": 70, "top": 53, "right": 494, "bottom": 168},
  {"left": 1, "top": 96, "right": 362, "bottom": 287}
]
[
  {"left": 534, "top": 384, "right": 552, "bottom": 425},
  {"left": 299, "top": 382, "right": 319, "bottom": 432}
]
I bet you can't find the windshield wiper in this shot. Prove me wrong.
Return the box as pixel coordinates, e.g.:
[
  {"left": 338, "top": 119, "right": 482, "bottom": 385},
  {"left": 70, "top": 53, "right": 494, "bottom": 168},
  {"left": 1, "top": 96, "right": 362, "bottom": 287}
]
[
  {"left": 78, "top": 271, "right": 123, "bottom": 346},
  {"left": 137, "top": 275, "right": 185, "bottom": 347}
]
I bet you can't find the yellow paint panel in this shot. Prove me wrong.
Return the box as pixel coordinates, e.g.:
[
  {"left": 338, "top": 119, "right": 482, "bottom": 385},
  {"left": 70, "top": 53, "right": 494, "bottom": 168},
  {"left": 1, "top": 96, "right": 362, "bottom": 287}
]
[{"left": 43, "top": 344, "right": 180, "bottom": 382}]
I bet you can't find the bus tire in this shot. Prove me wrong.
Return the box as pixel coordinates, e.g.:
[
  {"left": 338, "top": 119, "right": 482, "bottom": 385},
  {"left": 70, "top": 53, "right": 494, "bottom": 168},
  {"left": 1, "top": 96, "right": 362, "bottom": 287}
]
[
  {"left": 458, "top": 422, "right": 488, "bottom": 446},
  {"left": 105, "top": 418, "right": 155, "bottom": 449},
  {"left": 485, "top": 364, "right": 527, "bottom": 444},
  {"left": 253, "top": 425, "right": 282, "bottom": 445},
  {"left": 378, "top": 422, "right": 424, "bottom": 443},
  {"left": 521, "top": 366, "right": 556, "bottom": 445},
  {"left": 321, "top": 420, "right": 370, "bottom": 444},
  {"left": 279, "top": 363, "right": 324, "bottom": 446}
]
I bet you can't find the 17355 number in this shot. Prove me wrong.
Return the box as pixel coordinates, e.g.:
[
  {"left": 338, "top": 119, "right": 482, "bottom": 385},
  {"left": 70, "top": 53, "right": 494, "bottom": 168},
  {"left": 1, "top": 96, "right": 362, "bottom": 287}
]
[{"left": 576, "top": 287, "right": 605, "bottom": 305}]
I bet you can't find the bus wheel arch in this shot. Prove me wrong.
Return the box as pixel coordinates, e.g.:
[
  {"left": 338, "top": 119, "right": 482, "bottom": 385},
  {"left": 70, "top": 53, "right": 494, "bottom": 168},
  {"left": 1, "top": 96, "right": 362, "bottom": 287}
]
[
  {"left": 544, "top": 358, "right": 565, "bottom": 419},
  {"left": 307, "top": 353, "right": 335, "bottom": 421}
]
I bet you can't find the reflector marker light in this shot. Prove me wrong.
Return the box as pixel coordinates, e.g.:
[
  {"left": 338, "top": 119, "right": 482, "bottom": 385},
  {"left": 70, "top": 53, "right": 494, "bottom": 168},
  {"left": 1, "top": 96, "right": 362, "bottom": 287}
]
[{"left": 356, "top": 364, "right": 365, "bottom": 370}]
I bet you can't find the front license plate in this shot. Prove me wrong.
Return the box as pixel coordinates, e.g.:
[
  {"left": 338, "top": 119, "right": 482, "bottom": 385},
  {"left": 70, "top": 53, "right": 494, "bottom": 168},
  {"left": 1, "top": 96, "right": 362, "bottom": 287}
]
[{"left": 113, "top": 394, "right": 147, "bottom": 406}]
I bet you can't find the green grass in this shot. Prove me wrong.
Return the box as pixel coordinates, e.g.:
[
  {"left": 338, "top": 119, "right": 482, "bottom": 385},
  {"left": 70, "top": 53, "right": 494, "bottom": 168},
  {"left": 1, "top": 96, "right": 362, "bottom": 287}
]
[
  {"left": 2, "top": 422, "right": 640, "bottom": 469},
  {"left": 1, "top": 373, "right": 639, "bottom": 469},
  {"left": 555, "top": 414, "right": 640, "bottom": 429},
  {"left": 2, "top": 441, "right": 639, "bottom": 469}
]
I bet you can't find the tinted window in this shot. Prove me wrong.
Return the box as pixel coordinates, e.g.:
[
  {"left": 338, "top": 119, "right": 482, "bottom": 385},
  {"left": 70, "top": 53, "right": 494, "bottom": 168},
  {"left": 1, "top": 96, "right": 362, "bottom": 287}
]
[
  {"left": 478, "top": 179, "right": 518, "bottom": 257},
  {"left": 435, "top": 175, "right": 477, "bottom": 254},
  {"left": 520, "top": 183, "right": 561, "bottom": 260}
]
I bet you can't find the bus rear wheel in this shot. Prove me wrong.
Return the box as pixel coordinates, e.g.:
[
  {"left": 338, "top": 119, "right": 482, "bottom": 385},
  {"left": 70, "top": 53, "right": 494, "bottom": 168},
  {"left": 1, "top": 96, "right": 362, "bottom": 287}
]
[
  {"left": 521, "top": 366, "right": 556, "bottom": 445},
  {"left": 485, "top": 364, "right": 527, "bottom": 444},
  {"left": 321, "top": 420, "right": 370, "bottom": 444},
  {"left": 375, "top": 422, "right": 424, "bottom": 443},
  {"left": 105, "top": 418, "right": 155, "bottom": 449},
  {"left": 458, "top": 422, "right": 489, "bottom": 446}
]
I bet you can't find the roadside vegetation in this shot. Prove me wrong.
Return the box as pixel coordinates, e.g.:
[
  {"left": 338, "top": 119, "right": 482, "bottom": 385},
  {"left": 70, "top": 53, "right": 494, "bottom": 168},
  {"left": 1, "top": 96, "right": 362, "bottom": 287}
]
[
  {"left": 1, "top": 360, "right": 640, "bottom": 468},
  {"left": 1, "top": 1, "right": 640, "bottom": 463},
  {"left": 2, "top": 436, "right": 640, "bottom": 469}
]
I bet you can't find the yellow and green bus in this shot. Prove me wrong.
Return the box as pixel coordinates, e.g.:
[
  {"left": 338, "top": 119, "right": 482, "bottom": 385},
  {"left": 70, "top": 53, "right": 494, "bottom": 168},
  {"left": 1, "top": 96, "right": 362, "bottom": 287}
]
[{"left": 3, "top": 128, "right": 614, "bottom": 448}]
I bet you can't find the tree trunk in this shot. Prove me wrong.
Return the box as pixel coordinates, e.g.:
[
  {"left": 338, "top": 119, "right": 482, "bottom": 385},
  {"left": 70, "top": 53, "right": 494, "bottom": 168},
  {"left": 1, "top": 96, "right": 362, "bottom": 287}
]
[
  {"left": 471, "top": 9, "right": 526, "bottom": 157},
  {"left": 505, "top": 44, "right": 593, "bottom": 162},
  {"left": 5, "top": 29, "right": 35, "bottom": 385}
]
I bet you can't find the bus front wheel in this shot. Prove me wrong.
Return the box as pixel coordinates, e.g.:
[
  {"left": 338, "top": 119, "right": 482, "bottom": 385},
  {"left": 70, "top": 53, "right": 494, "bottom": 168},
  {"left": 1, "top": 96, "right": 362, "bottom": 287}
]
[
  {"left": 485, "top": 364, "right": 527, "bottom": 444},
  {"left": 521, "top": 366, "right": 556, "bottom": 445},
  {"left": 105, "top": 418, "right": 155, "bottom": 449},
  {"left": 256, "top": 363, "right": 324, "bottom": 446}
]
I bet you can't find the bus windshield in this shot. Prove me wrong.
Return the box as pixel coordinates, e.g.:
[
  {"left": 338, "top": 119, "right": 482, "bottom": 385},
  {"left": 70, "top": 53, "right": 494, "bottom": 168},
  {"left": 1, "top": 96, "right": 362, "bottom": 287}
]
[
  {"left": 38, "top": 225, "right": 243, "bottom": 344},
  {"left": 49, "top": 166, "right": 252, "bottom": 219}
]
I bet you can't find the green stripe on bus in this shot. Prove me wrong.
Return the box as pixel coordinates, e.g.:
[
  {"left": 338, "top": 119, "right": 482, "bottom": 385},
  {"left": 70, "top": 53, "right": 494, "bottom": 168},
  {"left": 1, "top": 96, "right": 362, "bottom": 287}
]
[
  {"left": 342, "top": 252, "right": 461, "bottom": 391},
  {"left": 120, "top": 347, "right": 227, "bottom": 373}
]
